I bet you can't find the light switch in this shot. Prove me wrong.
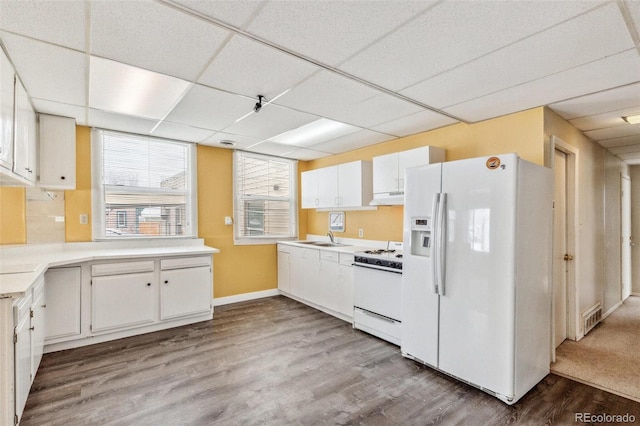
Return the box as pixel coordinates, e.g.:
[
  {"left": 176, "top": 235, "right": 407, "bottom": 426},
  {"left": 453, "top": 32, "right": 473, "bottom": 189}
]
[
  {"left": 54, "top": 216, "right": 65, "bottom": 223},
  {"left": 79, "top": 214, "right": 88, "bottom": 225}
]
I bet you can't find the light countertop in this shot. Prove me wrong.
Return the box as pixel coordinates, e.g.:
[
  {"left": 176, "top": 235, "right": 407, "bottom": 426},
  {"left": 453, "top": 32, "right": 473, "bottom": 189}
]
[{"left": 0, "top": 240, "right": 219, "bottom": 298}]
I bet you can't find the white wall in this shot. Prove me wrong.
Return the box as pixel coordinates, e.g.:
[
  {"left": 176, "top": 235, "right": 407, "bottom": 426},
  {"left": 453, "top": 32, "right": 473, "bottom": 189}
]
[
  {"left": 603, "top": 151, "right": 624, "bottom": 313},
  {"left": 630, "top": 166, "right": 640, "bottom": 295}
]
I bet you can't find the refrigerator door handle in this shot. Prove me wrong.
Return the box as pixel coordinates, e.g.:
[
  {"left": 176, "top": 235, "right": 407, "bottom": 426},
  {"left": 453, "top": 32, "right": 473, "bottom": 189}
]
[
  {"left": 437, "top": 193, "right": 447, "bottom": 296},
  {"left": 431, "top": 193, "right": 441, "bottom": 295}
]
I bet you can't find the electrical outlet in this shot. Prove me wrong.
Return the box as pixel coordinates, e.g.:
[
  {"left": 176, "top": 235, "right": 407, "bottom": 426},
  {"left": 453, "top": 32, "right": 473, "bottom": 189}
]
[
  {"left": 79, "top": 214, "right": 88, "bottom": 225},
  {"left": 358, "top": 228, "right": 364, "bottom": 238},
  {"left": 224, "top": 216, "right": 233, "bottom": 225}
]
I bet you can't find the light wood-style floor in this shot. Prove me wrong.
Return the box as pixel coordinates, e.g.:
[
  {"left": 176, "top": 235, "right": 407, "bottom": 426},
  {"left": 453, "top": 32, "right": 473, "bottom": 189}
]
[{"left": 22, "top": 296, "right": 640, "bottom": 425}]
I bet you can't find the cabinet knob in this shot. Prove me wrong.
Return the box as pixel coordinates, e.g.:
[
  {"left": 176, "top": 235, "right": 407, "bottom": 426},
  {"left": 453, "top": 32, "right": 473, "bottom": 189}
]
[
  {"left": 164, "top": 280, "right": 169, "bottom": 284},
  {"left": 61, "top": 176, "right": 66, "bottom": 180},
  {"left": 30, "top": 326, "right": 35, "bottom": 331},
  {"left": 41, "top": 304, "right": 46, "bottom": 308},
  {"left": 147, "top": 282, "right": 151, "bottom": 286}
]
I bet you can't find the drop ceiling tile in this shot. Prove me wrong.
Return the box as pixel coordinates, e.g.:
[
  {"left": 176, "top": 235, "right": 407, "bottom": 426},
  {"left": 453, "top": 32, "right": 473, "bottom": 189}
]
[
  {"left": 550, "top": 83, "right": 640, "bottom": 120},
  {"left": 88, "top": 109, "right": 159, "bottom": 135},
  {"left": 372, "top": 110, "right": 458, "bottom": 137},
  {"left": 308, "top": 130, "right": 395, "bottom": 155},
  {"left": 400, "top": 2, "right": 633, "bottom": 110},
  {"left": 585, "top": 123, "right": 640, "bottom": 141},
  {"left": 280, "top": 147, "right": 333, "bottom": 161},
  {"left": 247, "top": 141, "right": 302, "bottom": 157},
  {"left": 1, "top": 32, "right": 86, "bottom": 106},
  {"left": 569, "top": 107, "right": 640, "bottom": 131},
  {"left": 89, "top": 56, "right": 190, "bottom": 120},
  {"left": 0, "top": 1, "right": 85, "bottom": 50},
  {"left": 164, "top": 84, "right": 255, "bottom": 130},
  {"left": 340, "top": 0, "right": 605, "bottom": 91},
  {"left": 90, "top": 0, "right": 230, "bottom": 81},
  {"left": 609, "top": 144, "right": 640, "bottom": 156},
  {"left": 198, "top": 35, "right": 318, "bottom": 100},
  {"left": 151, "top": 122, "right": 215, "bottom": 143},
  {"left": 247, "top": 1, "right": 433, "bottom": 66},
  {"left": 274, "top": 70, "right": 421, "bottom": 128},
  {"left": 202, "top": 131, "right": 262, "bottom": 150},
  {"left": 224, "top": 104, "right": 319, "bottom": 140},
  {"left": 172, "top": 0, "right": 266, "bottom": 29},
  {"left": 443, "top": 49, "right": 640, "bottom": 123},
  {"left": 31, "top": 99, "right": 87, "bottom": 125},
  {"left": 598, "top": 134, "right": 640, "bottom": 148}
]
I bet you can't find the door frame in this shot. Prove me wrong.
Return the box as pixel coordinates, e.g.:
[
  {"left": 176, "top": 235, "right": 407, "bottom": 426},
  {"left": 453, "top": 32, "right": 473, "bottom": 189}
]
[
  {"left": 549, "top": 136, "right": 580, "bottom": 357},
  {"left": 621, "top": 173, "right": 632, "bottom": 301}
]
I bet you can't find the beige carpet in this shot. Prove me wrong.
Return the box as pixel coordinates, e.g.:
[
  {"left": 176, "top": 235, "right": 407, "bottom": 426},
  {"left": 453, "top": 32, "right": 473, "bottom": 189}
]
[{"left": 551, "top": 296, "right": 640, "bottom": 402}]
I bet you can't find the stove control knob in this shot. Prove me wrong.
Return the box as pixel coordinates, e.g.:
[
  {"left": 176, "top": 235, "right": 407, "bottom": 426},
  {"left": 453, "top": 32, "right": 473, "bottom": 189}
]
[{"left": 375, "top": 260, "right": 382, "bottom": 266}]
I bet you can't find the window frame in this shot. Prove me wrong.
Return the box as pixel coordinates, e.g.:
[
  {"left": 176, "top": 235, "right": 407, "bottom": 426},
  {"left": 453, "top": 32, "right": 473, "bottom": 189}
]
[
  {"left": 91, "top": 129, "right": 198, "bottom": 241},
  {"left": 233, "top": 150, "right": 298, "bottom": 246}
]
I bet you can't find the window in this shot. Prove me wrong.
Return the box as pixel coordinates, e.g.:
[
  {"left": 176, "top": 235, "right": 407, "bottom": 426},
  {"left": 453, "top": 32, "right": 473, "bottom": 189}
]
[
  {"left": 92, "top": 130, "right": 196, "bottom": 239},
  {"left": 233, "top": 151, "right": 297, "bottom": 244}
]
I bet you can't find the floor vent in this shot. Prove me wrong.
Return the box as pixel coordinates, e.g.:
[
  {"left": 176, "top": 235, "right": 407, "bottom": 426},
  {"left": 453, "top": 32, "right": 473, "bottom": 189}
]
[{"left": 582, "top": 302, "right": 602, "bottom": 336}]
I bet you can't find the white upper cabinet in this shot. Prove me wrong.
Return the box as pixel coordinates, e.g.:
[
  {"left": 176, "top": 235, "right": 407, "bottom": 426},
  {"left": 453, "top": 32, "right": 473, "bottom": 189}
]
[
  {"left": 371, "top": 146, "right": 445, "bottom": 205},
  {"left": 301, "top": 160, "right": 373, "bottom": 209},
  {"left": 39, "top": 114, "right": 76, "bottom": 190},
  {"left": 0, "top": 49, "right": 14, "bottom": 172},
  {"left": 13, "top": 78, "right": 37, "bottom": 183}
]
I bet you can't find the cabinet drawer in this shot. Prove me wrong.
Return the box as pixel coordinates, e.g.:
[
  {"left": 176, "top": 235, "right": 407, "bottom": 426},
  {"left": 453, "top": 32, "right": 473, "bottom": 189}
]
[
  {"left": 160, "top": 256, "right": 211, "bottom": 271},
  {"left": 13, "top": 292, "right": 32, "bottom": 323},
  {"left": 339, "top": 253, "right": 354, "bottom": 266},
  {"left": 320, "top": 250, "right": 339, "bottom": 262},
  {"left": 92, "top": 260, "right": 155, "bottom": 277}
]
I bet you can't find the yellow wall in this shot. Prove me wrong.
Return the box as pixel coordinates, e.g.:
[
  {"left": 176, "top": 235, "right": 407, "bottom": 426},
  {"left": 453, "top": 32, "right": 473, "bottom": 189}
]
[
  {"left": 302, "top": 107, "right": 545, "bottom": 241},
  {"left": 0, "top": 187, "right": 26, "bottom": 244},
  {"left": 65, "top": 126, "right": 92, "bottom": 242},
  {"left": 196, "top": 145, "right": 277, "bottom": 298}
]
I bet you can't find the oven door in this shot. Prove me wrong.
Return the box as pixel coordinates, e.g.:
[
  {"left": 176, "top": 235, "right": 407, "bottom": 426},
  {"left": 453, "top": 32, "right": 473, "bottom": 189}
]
[{"left": 353, "top": 264, "right": 402, "bottom": 321}]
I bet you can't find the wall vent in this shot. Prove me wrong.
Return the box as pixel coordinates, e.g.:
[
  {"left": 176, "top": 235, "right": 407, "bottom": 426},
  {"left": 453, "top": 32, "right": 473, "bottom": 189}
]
[{"left": 582, "top": 302, "right": 602, "bottom": 336}]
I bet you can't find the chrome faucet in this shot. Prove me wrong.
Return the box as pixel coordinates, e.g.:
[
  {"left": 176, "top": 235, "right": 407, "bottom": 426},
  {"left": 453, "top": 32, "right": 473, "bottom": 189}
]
[{"left": 327, "top": 231, "right": 335, "bottom": 243}]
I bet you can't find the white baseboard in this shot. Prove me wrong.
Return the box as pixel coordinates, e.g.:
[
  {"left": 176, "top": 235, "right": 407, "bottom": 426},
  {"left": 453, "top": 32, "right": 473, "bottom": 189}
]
[
  {"left": 603, "top": 301, "right": 622, "bottom": 319},
  {"left": 213, "top": 289, "right": 280, "bottom": 306},
  {"left": 631, "top": 292, "right": 640, "bottom": 297}
]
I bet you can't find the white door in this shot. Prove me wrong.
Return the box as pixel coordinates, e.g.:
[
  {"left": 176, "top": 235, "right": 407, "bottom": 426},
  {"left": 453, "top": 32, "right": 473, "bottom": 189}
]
[
  {"left": 553, "top": 150, "right": 568, "bottom": 347},
  {"left": 437, "top": 154, "right": 518, "bottom": 397},
  {"left": 621, "top": 174, "right": 632, "bottom": 300},
  {"left": 401, "top": 163, "right": 442, "bottom": 367}
]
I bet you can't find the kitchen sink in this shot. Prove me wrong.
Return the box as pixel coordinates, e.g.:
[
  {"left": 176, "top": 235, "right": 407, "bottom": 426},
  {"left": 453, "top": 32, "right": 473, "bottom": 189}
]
[{"left": 293, "top": 241, "right": 350, "bottom": 247}]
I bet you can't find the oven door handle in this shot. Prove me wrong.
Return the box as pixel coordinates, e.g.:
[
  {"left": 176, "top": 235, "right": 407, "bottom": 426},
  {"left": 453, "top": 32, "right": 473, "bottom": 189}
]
[{"left": 352, "top": 263, "right": 403, "bottom": 274}]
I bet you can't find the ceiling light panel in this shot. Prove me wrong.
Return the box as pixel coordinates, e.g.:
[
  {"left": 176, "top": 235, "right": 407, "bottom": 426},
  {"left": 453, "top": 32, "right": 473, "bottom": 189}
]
[
  {"left": 198, "top": 35, "right": 318, "bottom": 100},
  {"left": 274, "top": 70, "right": 422, "bottom": 128},
  {"left": 372, "top": 110, "right": 458, "bottom": 138},
  {"left": 308, "top": 129, "right": 396, "bottom": 155},
  {"left": 225, "top": 104, "right": 320, "bottom": 140},
  {"left": 622, "top": 114, "right": 640, "bottom": 124},
  {"left": 549, "top": 82, "right": 640, "bottom": 120},
  {"left": 171, "top": 0, "right": 266, "bottom": 29},
  {"left": 90, "top": 0, "right": 231, "bottom": 81},
  {"left": 0, "top": 1, "right": 86, "bottom": 50},
  {"left": 443, "top": 49, "right": 640, "bottom": 123},
  {"left": 401, "top": 3, "right": 633, "bottom": 110},
  {"left": 280, "top": 147, "right": 333, "bottom": 161},
  {"left": 151, "top": 122, "right": 215, "bottom": 143},
  {"left": 270, "top": 118, "right": 361, "bottom": 147},
  {"left": 88, "top": 109, "right": 159, "bottom": 135},
  {"left": 164, "top": 83, "right": 255, "bottom": 130},
  {"left": 89, "top": 56, "right": 190, "bottom": 119},
  {"left": 1, "top": 32, "right": 86, "bottom": 106},
  {"left": 339, "top": 0, "right": 602, "bottom": 92},
  {"left": 247, "top": 1, "right": 434, "bottom": 67}
]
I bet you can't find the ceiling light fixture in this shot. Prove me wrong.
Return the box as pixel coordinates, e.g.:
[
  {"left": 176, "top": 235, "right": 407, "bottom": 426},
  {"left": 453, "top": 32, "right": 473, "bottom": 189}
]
[
  {"left": 622, "top": 114, "right": 640, "bottom": 124},
  {"left": 219, "top": 140, "right": 236, "bottom": 146},
  {"left": 270, "top": 118, "right": 360, "bottom": 147}
]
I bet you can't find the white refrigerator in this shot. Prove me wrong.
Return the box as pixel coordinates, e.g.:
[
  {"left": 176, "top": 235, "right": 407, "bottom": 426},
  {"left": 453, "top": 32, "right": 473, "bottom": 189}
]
[{"left": 401, "top": 153, "right": 553, "bottom": 405}]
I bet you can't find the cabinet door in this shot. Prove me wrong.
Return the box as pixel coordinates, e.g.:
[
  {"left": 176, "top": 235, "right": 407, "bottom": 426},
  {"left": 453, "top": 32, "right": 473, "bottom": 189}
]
[
  {"left": 277, "top": 250, "right": 291, "bottom": 293},
  {"left": 319, "top": 253, "right": 339, "bottom": 311},
  {"left": 301, "top": 170, "right": 319, "bottom": 209},
  {"left": 160, "top": 266, "right": 212, "bottom": 320},
  {"left": 0, "top": 49, "right": 14, "bottom": 171},
  {"left": 31, "top": 278, "right": 46, "bottom": 377},
  {"left": 92, "top": 272, "right": 155, "bottom": 333},
  {"left": 13, "top": 79, "right": 36, "bottom": 182},
  {"left": 337, "top": 162, "right": 364, "bottom": 207},
  {"left": 317, "top": 166, "right": 338, "bottom": 208},
  {"left": 301, "top": 249, "right": 321, "bottom": 304},
  {"left": 13, "top": 297, "right": 31, "bottom": 423},
  {"left": 39, "top": 114, "right": 76, "bottom": 190},
  {"left": 337, "top": 259, "right": 354, "bottom": 318},
  {"left": 373, "top": 152, "right": 399, "bottom": 194},
  {"left": 44, "top": 267, "right": 81, "bottom": 341}
]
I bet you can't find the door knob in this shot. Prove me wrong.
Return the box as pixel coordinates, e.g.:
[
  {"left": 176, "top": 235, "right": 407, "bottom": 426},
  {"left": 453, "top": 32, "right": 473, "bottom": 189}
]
[{"left": 564, "top": 254, "right": 574, "bottom": 261}]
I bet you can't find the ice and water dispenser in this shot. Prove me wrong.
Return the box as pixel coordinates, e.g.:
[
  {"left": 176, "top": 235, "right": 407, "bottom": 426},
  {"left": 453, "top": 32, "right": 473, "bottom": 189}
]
[{"left": 410, "top": 217, "right": 431, "bottom": 257}]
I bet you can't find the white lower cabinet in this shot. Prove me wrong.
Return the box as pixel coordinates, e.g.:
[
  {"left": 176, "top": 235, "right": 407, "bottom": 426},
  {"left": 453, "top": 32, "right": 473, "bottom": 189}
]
[
  {"left": 160, "top": 256, "right": 212, "bottom": 320},
  {"left": 13, "top": 275, "right": 46, "bottom": 424},
  {"left": 278, "top": 244, "right": 354, "bottom": 321},
  {"left": 44, "top": 267, "right": 81, "bottom": 342}
]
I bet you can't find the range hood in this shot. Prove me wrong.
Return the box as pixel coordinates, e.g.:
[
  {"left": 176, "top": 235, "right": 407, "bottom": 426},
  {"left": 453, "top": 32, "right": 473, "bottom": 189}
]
[{"left": 369, "top": 192, "right": 404, "bottom": 206}]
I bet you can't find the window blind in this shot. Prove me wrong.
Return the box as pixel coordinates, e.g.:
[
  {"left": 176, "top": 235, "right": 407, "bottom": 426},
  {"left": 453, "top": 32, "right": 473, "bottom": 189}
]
[
  {"left": 95, "top": 130, "right": 194, "bottom": 238},
  {"left": 234, "top": 151, "right": 297, "bottom": 241}
]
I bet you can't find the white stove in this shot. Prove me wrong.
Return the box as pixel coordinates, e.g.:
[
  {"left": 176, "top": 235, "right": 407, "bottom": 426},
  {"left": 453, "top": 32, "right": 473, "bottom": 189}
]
[{"left": 353, "top": 249, "right": 403, "bottom": 273}]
